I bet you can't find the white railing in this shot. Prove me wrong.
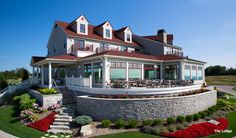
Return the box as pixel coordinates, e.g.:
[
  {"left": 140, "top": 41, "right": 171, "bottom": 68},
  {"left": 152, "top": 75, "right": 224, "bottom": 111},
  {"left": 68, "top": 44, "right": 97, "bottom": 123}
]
[
  {"left": 65, "top": 75, "right": 92, "bottom": 88},
  {"left": 0, "top": 78, "right": 33, "bottom": 103}
]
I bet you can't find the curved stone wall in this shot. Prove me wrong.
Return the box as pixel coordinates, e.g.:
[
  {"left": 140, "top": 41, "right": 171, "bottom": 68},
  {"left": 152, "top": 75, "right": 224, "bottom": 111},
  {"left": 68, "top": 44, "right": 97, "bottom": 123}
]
[{"left": 76, "top": 90, "right": 217, "bottom": 121}]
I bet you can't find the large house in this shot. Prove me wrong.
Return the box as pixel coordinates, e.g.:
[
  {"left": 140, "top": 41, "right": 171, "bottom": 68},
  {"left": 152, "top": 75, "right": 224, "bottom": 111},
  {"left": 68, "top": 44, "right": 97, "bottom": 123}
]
[{"left": 31, "top": 15, "right": 206, "bottom": 89}]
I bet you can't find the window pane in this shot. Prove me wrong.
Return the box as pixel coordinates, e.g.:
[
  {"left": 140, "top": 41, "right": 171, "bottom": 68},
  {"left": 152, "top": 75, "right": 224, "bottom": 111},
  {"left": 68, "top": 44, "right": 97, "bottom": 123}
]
[
  {"left": 192, "top": 66, "right": 197, "bottom": 80},
  {"left": 129, "top": 69, "right": 141, "bottom": 79},
  {"left": 126, "top": 34, "right": 131, "bottom": 41},
  {"left": 197, "top": 66, "right": 203, "bottom": 80},
  {"left": 110, "top": 68, "right": 126, "bottom": 80},
  {"left": 80, "top": 24, "right": 85, "bottom": 33},
  {"left": 105, "top": 29, "right": 110, "bottom": 38},
  {"left": 184, "top": 65, "right": 191, "bottom": 80}
]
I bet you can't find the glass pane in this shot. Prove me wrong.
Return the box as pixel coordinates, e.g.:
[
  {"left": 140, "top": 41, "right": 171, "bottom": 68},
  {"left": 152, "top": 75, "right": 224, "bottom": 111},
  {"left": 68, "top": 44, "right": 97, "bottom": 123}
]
[
  {"left": 197, "top": 70, "right": 203, "bottom": 80},
  {"left": 110, "top": 68, "right": 126, "bottom": 80},
  {"left": 165, "top": 65, "right": 177, "bottom": 80},
  {"left": 129, "top": 69, "right": 141, "bottom": 79}
]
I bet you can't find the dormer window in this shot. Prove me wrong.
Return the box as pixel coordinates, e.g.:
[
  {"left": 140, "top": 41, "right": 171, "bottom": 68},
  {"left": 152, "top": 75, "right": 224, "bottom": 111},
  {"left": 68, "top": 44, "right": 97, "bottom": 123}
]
[
  {"left": 126, "top": 34, "right": 131, "bottom": 42},
  {"left": 105, "top": 29, "right": 111, "bottom": 38},
  {"left": 80, "top": 24, "right": 86, "bottom": 33}
]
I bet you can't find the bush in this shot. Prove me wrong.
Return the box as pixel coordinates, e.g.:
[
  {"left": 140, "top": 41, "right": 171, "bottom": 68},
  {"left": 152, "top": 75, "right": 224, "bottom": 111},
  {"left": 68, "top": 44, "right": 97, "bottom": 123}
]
[
  {"left": 160, "top": 126, "right": 169, "bottom": 134},
  {"left": 142, "top": 120, "right": 153, "bottom": 126},
  {"left": 13, "top": 93, "right": 36, "bottom": 111},
  {"left": 115, "top": 118, "right": 126, "bottom": 129},
  {"left": 167, "top": 117, "right": 176, "bottom": 124},
  {"left": 193, "top": 114, "right": 200, "bottom": 121},
  {"left": 141, "top": 126, "right": 153, "bottom": 134},
  {"left": 186, "top": 115, "right": 193, "bottom": 122},
  {"left": 101, "top": 119, "right": 111, "bottom": 128},
  {"left": 168, "top": 125, "right": 176, "bottom": 132},
  {"left": 37, "top": 88, "right": 57, "bottom": 95},
  {"left": 75, "top": 115, "right": 92, "bottom": 126},
  {"left": 176, "top": 124, "right": 185, "bottom": 130},
  {"left": 199, "top": 111, "right": 207, "bottom": 119},
  {"left": 151, "top": 127, "right": 161, "bottom": 135},
  {"left": 176, "top": 116, "right": 185, "bottom": 123},
  {"left": 153, "top": 119, "right": 163, "bottom": 126},
  {"left": 183, "top": 122, "right": 190, "bottom": 127},
  {"left": 0, "top": 76, "right": 8, "bottom": 90},
  {"left": 127, "top": 119, "right": 138, "bottom": 128}
]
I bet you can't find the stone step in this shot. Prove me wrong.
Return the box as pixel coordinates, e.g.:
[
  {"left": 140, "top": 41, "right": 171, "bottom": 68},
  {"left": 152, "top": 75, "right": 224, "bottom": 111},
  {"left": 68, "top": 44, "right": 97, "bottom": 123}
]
[
  {"left": 50, "top": 125, "right": 70, "bottom": 130},
  {"left": 55, "top": 118, "right": 72, "bottom": 122},
  {"left": 55, "top": 115, "right": 72, "bottom": 119},
  {"left": 47, "top": 129, "right": 72, "bottom": 134},
  {"left": 58, "top": 112, "right": 68, "bottom": 116},
  {"left": 53, "top": 122, "right": 69, "bottom": 125}
]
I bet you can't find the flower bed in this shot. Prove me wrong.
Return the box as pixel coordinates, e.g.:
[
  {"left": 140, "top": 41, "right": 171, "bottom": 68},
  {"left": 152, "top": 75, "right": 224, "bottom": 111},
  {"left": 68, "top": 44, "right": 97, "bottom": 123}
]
[
  {"left": 162, "top": 118, "right": 228, "bottom": 138},
  {"left": 27, "top": 112, "right": 56, "bottom": 132}
]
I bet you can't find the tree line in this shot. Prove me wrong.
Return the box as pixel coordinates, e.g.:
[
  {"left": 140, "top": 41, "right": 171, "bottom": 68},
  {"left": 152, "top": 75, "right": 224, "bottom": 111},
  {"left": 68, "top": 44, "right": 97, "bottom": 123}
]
[
  {"left": 205, "top": 65, "right": 236, "bottom": 76},
  {"left": 0, "top": 68, "right": 30, "bottom": 90}
]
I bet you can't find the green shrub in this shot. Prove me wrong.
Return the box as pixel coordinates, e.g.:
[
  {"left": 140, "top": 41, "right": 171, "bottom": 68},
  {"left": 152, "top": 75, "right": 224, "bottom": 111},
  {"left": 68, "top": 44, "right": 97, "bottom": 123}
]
[
  {"left": 127, "top": 119, "right": 138, "bottom": 128},
  {"left": 141, "top": 126, "right": 153, "bottom": 134},
  {"left": 153, "top": 119, "right": 163, "bottom": 126},
  {"left": 151, "top": 127, "right": 161, "bottom": 135},
  {"left": 37, "top": 88, "right": 57, "bottom": 95},
  {"left": 199, "top": 111, "right": 207, "bottom": 119},
  {"left": 75, "top": 115, "right": 92, "bottom": 126},
  {"left": 193, "top": 114, "right": 200, "bottom": 121},
  {"left": 176, "top": 124, "right": 185, "bottom": 130},
  {"left": 176, "top": 116, "right": 185, "bottom": 123},
  {"left": 101, "top": 119, "right": 111, "bottom": 128},
  {"left": 186, "top": 115, "right": 193, "bottom": 122},
  {"left": 160, "top": 126, "right": 169, "bottom": 134},
  {"left": 183, "top": 122, "right": 190, "bottom": 127},
  {"left": 115, "top": 118, "right": 126, "bottom": 129},
  {"left": 168, "top": 125, "right": 176, "bottom": 132},
  {"left": 142, "top": 120, "right": 153, "bottom": 126},
  {"left": 167, "top": 117, "right": 176, "bottom": 124},
  {"left": 13, "top": 93, "right": 36, "bottom": 111}
]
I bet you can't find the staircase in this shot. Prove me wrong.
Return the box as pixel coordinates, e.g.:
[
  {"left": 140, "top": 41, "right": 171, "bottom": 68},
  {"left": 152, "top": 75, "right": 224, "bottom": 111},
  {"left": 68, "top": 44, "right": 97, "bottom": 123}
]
[
  {"left": 60, "top": 87, "right": 77, "bottom": 105},
  {"left": 47, "top": 105, "right": 76, "bottom": 134}
]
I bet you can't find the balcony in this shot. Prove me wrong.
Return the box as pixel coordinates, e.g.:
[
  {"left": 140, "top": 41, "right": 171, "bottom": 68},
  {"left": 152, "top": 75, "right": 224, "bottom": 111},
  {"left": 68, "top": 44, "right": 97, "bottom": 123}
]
[
  {"left": 73, "top": 44, "right": 94, "bottom": 52},
  {"left": 96, "top": 45, "right": 119, "bottom": 53},
  {"left": 166, "top": 51, "right": 184, "bottom": 57}
]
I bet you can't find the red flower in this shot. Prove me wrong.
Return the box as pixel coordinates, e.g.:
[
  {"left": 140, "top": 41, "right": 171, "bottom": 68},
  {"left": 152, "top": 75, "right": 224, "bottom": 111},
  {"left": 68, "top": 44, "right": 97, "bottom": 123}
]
[
  {"left": 162, "top": 118, "right": 228, "bottom": 138},
  {"left": 27, "top": 112, "right": 56, "bottom": 132}
]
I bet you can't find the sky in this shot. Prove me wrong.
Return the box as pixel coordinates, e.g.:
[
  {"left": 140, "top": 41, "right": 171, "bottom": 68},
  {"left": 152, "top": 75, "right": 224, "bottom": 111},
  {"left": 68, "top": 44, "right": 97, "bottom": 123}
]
[{"left": 0, "top": 0, "right": 236, "bottom": 71}]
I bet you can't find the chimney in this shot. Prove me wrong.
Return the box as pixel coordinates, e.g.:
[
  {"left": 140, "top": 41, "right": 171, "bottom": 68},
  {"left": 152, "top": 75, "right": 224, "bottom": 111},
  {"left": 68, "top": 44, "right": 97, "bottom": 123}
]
[
  {"left": 167, "top": 34, "right": 173, "bottom": 45},
  {"left": 157, "top": 29, "right": 167, "bottom": 43}
]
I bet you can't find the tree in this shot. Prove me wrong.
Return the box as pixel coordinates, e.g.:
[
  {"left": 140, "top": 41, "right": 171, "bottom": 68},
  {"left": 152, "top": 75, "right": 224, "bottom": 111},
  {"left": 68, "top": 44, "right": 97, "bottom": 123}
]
[
  {"left": 0, "top": 76, "right": 8, "bottom": 90},
  {"left": 22, "top": 69, "right": 29, "bottom": 81}
]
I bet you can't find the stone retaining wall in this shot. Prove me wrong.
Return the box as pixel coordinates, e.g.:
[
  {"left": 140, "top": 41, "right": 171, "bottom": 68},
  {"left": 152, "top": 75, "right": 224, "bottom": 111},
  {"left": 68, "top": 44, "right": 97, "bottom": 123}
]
[
  {"left": 28, "top": 89, "right": 62, "bottom": 106},
  {"left": 77, "top": 90, "right": 217, "bottom": 121}
]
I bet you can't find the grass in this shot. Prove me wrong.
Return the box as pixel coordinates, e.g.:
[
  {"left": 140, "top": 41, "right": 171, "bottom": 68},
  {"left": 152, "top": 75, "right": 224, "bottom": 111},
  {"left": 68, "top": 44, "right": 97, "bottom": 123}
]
[
  {"left": 233, "top": 87, "right": 236, "bottom": 91},
  {"left": 0, "top": 105, "right": 44, "bottom": 138},
  {"left": 206, "top": 75, "right": 236, "bottom": 86},
  {"left": 7, "top": 78, "right": 22, "bottom": 85},
  {"left": 95, "top": 131, "right": 163, "bottom": 138}
]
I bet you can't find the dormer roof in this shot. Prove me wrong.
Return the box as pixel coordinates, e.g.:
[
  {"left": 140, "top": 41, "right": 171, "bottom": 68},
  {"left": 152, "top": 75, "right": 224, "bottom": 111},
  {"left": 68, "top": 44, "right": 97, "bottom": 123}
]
[
  {"left": 115, "top": 26, "right": 132, "bottom": 34},
  {"left": 69, "top": 15, "right": 89, "bottom": 25}
]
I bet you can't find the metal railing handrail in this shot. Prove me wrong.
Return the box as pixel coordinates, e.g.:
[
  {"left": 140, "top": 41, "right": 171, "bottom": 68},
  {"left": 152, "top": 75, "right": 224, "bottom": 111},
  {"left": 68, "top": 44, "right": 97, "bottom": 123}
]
[{"left": 52, "top": 79, "right": 61, "bottom": 94}]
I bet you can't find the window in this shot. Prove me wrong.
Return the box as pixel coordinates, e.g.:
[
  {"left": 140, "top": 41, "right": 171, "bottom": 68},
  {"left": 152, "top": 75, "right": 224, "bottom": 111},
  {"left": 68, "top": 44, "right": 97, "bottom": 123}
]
[
  {"left": 105, "top": 29, "right": 111, "bottom": 38},
  {"left": 110, "top": 62, "right": 126, "bottom": 80},
  {"left": 84, "top": 64, "right": 91, "bottom": 77},
  {"left": 165, "top": 65, "right": 177, "bottom": 80},
  {"left": 197, "top": 66, "right": 203, "bottom": 80},
  {"left": 184, "top": 65, "right": 191, "bottom": 80},
  {"left": 192, "top": 66, "right": 197, "bottom": 80},
  {"left": 53, "top": 48, "right": 56, "bottom": 53},
  {"left": 126, "top": 34, "right": 131, "bottom": 42},
  {"left": 93, "top": 62, "right": 103, "bottom": 83},
  {"left": 128, "top": 63, "right": 142, "bottom": 80},
  {"left": 74, "top": 40, "right": 84, "bottom": 50},
  {"left": 144, "top": 64, "right": 160, "bottom": 79},
  {"left": 120, "top": 46, "right": 127, "bottom": 51},
  {"left": 80, "top": 24, "right": 85, "bottom": 33},
  {"left": 100, "top": 43, "right": 109, "bottom": 51},
  {"left": 64, "top": 39, "right": 66, "bottom": 49}
]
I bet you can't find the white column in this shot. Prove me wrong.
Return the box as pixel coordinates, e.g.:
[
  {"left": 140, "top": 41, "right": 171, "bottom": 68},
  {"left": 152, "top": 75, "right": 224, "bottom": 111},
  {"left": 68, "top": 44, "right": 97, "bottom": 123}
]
[
  {"left": 141, "top": 64, "right": 144, "bottom": 80},
  {"left": 32, "top": 66, "right": 35, "bottom": 84},
  {"left": 48, "top": 62, "right": 52, "bottom": 88},
  {"left": 160, "top": 63, "right": 163, "bottom": 80},
  {"left": 102, "top": 57, "right": 108, "bottom": 88},
  {"left": 126, "top": 62, "right": 129, "bottom": 81},
  {"left": 36, "top": 67, "right": 39, "bottom": 84},
  {"left": 181, "top": 61, "right": 185, "bottom": 80},
  {"left": 41, "top": 65, "right": 44, "bottom": 85}
]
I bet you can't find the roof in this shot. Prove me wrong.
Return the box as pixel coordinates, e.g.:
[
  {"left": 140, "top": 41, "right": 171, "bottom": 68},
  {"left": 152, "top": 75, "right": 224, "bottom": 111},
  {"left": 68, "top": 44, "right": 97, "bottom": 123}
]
[
  {"left": 31, "top": 54, "right": 79, "bottom": 66},
  {"left": 56, "top": 21, "right": 139, "bottom": 47},
  {"left": 81, "top": 50, "right": 183, "bottom": 61}
]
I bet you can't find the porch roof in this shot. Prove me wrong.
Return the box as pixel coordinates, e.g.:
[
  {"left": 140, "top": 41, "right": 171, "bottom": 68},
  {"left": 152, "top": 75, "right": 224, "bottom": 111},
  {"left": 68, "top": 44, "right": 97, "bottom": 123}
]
[{"left": 30, "top": 54, "right": 79, "bottom": 66}]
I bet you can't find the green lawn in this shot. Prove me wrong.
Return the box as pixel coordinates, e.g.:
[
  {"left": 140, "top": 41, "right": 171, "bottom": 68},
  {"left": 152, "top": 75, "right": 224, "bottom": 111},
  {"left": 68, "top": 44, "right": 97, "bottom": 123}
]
[
  {"left": 96, "top": 131, "right": 162, "bottom": 138},
  {"left": 0, "top": 105, "right": 44, "bottom": 138},
  {"left": 206, "top": 75, "right": 236, "bottom": 86},
  {"left": 233, "top": 87, "right": 236, "bottom": 91}
]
